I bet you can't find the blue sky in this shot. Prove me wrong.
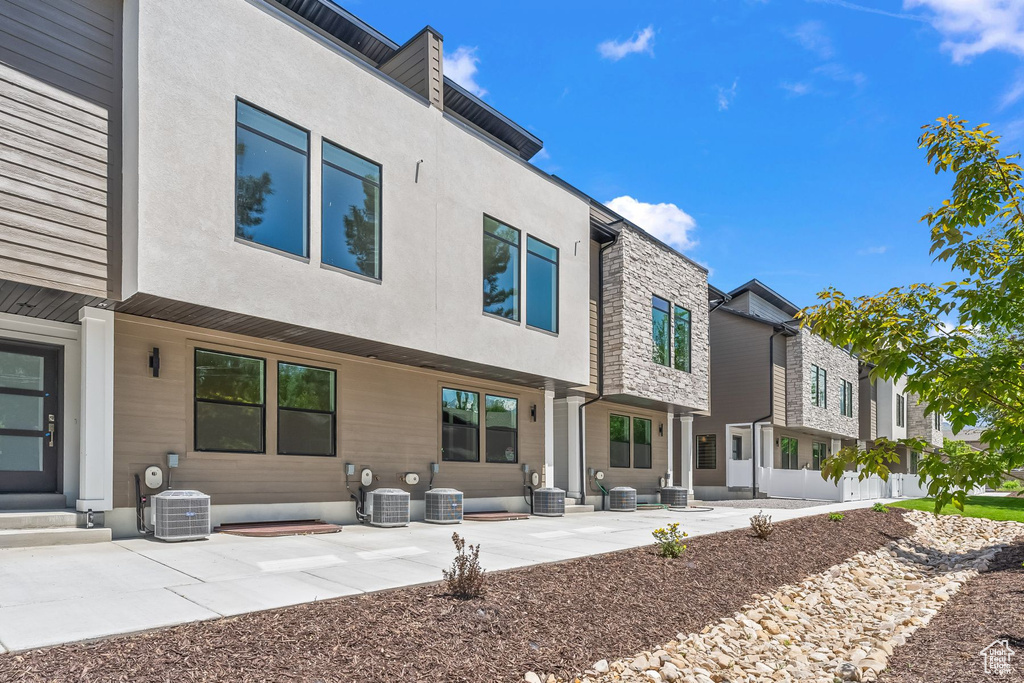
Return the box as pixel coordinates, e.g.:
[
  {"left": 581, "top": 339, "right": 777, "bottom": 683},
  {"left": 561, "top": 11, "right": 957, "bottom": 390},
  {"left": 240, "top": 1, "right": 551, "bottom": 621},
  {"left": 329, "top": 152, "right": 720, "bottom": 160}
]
[{"left": 345, "top": 0, "right": 1024, "bottom": 306}]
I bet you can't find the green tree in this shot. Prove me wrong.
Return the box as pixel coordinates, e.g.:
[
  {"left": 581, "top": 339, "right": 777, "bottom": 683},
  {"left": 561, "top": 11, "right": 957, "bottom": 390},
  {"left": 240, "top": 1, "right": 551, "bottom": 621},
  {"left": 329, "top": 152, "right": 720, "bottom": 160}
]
[
  {"left": 235, "top": 141, "right": 273, "bottom": 241},
  {"left": 803, "top": 116, "right": 1024, "bottom": 512},
  {"left": 341, "top": 176, "right": 380, "bottom": 278}
]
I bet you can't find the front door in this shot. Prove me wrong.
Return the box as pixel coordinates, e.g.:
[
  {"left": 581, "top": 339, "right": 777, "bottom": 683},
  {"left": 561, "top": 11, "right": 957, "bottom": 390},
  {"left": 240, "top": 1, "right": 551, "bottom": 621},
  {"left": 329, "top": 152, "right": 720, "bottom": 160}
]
[{"left": 0, "top": 341, "right": 60, "bottom": 493}]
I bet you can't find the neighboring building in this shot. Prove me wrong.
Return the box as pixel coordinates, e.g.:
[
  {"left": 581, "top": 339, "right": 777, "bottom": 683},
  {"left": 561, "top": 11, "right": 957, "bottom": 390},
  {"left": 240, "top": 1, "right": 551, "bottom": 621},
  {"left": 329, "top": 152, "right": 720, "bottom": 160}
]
[
  {"left": 0, "top": 0, "right": 608, "bottom": 536},
  {"left": 692, "top": 280, "right": 864, "bottom": 501},
  {"left": 860, "top": 373, "right": 943, "bottom": 477},
  {"left": 552, "top": 202, "right": 711, "bottom": 506}
]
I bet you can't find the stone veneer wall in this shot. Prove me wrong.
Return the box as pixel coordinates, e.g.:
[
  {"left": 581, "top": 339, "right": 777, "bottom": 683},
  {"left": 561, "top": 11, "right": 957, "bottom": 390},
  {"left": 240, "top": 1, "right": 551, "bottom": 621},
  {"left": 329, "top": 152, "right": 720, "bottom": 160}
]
[
  {"left": 785, "top": 328, "right": 859, "bottom": 438},
  {"left": 602, "top": 226, "right": 710, "bottom": 412},
  {"left": 908, "top": 392, "right": 944, "bottom": 448}
]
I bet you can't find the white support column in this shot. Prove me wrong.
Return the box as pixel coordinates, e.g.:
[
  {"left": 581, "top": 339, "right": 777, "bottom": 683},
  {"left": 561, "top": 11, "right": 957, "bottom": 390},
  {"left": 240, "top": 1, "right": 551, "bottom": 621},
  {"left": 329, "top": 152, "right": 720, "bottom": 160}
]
[
  {"left": 665, "top": 412, "right": 674, "bottom": 486},
  {"left": 678, "top": 414, "right": 694, "bottom": 495},
  {"left": 77, "top": 307, "right": 114, "bottom": 512},
  {"left": 543, "top": 389, "right": 555, "bottom": 489},
  {"left": 564, "top": 395, "right": 585, "bottom": 498}
]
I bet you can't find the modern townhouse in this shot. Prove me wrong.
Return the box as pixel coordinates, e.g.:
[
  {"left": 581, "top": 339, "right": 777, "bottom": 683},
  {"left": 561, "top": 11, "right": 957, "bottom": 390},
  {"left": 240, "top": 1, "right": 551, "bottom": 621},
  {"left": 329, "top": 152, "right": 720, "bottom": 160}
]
[
  {"left": 0, "top": 0, "right": 615, "bottom": 538},
  {"left": 692, "top": 280, "right": 866, "bottom": 501}
]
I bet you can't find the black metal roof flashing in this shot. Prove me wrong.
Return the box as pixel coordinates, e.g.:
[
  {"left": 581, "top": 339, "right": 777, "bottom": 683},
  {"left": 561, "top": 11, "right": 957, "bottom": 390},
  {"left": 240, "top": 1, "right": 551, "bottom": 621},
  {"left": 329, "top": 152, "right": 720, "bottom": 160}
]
[
  {"left": 728, "top": 279, "right": 801, "bottom": 317},
  {"left": 716, "top": 306, "right": 799, "bottom": 335},
  {"left": 271, "top": 0, "right": 543, "bottom": 160}
]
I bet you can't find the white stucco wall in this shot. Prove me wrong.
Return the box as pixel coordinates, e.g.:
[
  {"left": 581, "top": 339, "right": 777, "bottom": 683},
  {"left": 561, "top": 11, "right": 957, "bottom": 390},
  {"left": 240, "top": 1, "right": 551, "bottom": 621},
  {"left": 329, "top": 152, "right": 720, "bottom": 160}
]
[
  {"left": 122, "top": 0, "right": 591, "bottom": 386},
  {"left": 875, "top": 376, "right": 908, "bottom": 441}
]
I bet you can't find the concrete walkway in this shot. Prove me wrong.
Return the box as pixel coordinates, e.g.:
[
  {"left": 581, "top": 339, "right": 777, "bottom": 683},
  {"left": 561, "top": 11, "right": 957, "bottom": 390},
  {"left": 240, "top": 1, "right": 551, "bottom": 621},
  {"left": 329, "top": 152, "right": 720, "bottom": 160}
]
[{"left": 0, "top": 498, "right": 895, "bottom": 653}]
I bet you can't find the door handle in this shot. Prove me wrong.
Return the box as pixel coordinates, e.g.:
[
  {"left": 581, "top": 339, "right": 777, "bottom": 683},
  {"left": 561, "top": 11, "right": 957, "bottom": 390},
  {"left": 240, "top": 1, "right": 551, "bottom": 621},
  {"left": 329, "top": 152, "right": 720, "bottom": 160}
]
[{"left": 47, "top": 414, "right": 55, "bottom": 447}]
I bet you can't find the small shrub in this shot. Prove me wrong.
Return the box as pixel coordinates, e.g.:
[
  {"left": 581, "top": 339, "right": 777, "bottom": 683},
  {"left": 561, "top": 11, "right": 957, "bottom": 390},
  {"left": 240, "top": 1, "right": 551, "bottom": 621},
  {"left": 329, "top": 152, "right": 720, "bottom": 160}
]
[
  {"left": 1001, "top": 480, "right": 1022, "bottom": 491},
  {"left": 828, "top": 512, "right": 845, "bottom": 522},
  {"left": 871, "top": 502, "right": 889, "bottom": 513},
  {"left": 750, "top": 510, "right": 774, "bottom": 540},
  {"left": 652, "top": 522, "right": 689, "bottom": 558},
  {"left": 443, "top": 532, "right": 486, "bottom": 599}
]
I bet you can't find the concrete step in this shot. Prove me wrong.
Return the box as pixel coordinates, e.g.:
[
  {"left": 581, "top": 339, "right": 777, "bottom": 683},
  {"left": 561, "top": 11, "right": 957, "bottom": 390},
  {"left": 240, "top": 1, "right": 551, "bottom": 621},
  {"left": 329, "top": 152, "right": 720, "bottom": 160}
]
[
  {"left": 0, "top": 510, "right": 79, "bottom": 530},
  {"left": 0, "top": 493, "right": 67, "bottom": 510},
  {"left": 0, "top": 526, "right": 111, "bottom": 549},
  {"left": 563, "top": 503, "right": 595, "bottom": 514}
]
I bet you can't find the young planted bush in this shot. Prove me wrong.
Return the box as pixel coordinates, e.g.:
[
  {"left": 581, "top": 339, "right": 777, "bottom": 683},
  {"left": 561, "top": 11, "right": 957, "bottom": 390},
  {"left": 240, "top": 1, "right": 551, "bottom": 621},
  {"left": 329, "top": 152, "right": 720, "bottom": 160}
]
[
  {"left": 443, "top": 532, "right": 486, "bottom": 599},
  {"left": 828, "top": 512, "right": 845, "bottom": 522},
  {"left": 1001, "top": 480, "right": 1022, "bottom": 491},
  {"left": 871, "top": 502, "right": 889, "bottom": 513},
  {"left": 749, "top": 511, "right": 774, "bottom": 540},
  {"left": 652, "top": 522, "right": 688, "bottom": 558}
]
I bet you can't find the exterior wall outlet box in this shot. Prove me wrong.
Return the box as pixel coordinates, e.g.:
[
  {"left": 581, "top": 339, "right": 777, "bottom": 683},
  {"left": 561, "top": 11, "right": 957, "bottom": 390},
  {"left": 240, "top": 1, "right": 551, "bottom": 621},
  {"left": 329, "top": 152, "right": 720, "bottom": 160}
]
[
  {"left": 166, "top": 452, "right": 179, "bottom": 468},
  {"left": 345, "top": 463, "right": 356, "bottom": 476}
]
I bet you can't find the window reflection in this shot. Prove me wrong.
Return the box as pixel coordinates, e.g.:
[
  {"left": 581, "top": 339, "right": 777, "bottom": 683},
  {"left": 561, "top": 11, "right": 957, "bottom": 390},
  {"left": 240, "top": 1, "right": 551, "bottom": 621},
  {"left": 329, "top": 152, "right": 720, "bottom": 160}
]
[{"left": 322, "top": 141, "right": 381, "bottom": 279}]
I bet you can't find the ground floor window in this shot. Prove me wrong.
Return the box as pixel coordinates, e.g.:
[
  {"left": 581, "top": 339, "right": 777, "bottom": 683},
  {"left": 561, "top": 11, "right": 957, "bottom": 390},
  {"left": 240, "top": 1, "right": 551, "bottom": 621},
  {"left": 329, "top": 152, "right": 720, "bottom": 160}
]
[
  {"left": 909, "top": 450, "right": 920, "bottom": 475},
  {"left": 194, "top": 349, "right": 265, "bottom": 453},
  {"left": 780, "top": 436, "right": 799, "bottom": 470},
  {"left": 812, "top": 441, "right": 826, "bottom": 470},
  {"left": 277, "top": 362, "right": 336, "bottom": 456},
  {"left": 633, "top": 417, "right": 652, "bottom": 469},
  {"left": 485, "top": 395, "right": 518, "bottom": 463},
  {"left": 609, "top": 414, "right": 630, "bottom": 467},
  {"left": 441, "top": 388, "right": 480, "bottom": 462},
  {"left": 696, "top": 434, "right": 716, "bottom": 469}
]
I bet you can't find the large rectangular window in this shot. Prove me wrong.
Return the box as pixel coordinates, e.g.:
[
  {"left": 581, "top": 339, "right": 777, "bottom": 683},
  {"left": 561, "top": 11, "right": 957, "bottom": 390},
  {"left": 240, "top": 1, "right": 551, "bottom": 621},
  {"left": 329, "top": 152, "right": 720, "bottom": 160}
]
[
  {"left": 811, "top": 365, "right": 827, "bottom": 408},
  {"left": 483, "top": 216, "right": 520, "bottom": 320},
  {"left": 696, "top": 434, "right": 716, "bottom": 469},
  {"left": 896, "top": 394, "right": 905, "bottom": 427},
  {"left": 609, "top": 414, "right": 630, "bottom": 467},
  {"left": 909, "top": 450, "right": 920, "bottom": 475},
  {"left": 441, "top": 389, "right": 480, "bottom": 462},
  {"left": 485, "top": 395, "right": 518, "bottom": 464},
  {"left": 652, "top": 296, "right": 670, "bottom": 366},
  {"left": 780, "top": 436, "right": 799, "bottom": 470},
  {"left": 633, "top": 417, "right": 652, "bottom": 469},
  {"left": 235, "top": 101, "right": 308, "bottom": 257},
  {"left": 812, "top": 441, "right": 827, "bottom": 470},
  {"left": 322, "top": 141, "right": 381, "bottom": 279},
  {"left": 839, "top": 379, "right": 853, "bottom": 417},
  {"left": 673, "top": 306, "right": 691, "bottom": 372},
  {"left": 526, "top": 236, "right": 558, "bottom": 333},
  {"left": 277, "top": 362, "right": 336, "bottom": 456},
  {"left": 195, "top": 349, "right": 265, "bottom": 453},
  {"left": 934, "top": 411, "right": 941, "bottom": 430}
]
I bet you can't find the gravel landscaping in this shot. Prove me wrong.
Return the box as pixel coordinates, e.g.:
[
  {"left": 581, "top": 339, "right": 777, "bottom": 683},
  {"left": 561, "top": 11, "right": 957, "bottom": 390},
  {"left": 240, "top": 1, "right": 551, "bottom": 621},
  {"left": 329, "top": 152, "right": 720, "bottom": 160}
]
[
  {"left": 560, "top": 511, "right": 1022, "bottom": 683},
  {"left": 0, "top": 509, "right": 911, "bottom": 683},
  {"left": 878, "top": 541, "right": 1024, "bottom": 683}
]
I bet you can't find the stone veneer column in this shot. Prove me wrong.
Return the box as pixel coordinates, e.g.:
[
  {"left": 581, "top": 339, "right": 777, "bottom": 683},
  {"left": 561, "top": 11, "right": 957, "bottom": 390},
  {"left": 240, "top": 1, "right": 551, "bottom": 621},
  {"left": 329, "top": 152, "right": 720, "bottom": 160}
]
[{"left": 77, "top": 306, "right": 114, "bottom": 512}]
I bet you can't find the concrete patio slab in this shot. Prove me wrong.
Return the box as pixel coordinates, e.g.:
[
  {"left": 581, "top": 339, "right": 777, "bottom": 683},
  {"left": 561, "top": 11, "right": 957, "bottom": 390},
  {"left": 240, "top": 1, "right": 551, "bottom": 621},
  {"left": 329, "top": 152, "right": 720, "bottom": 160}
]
[{"left": 168, "top": 571, "right": 359, "bottom": 617}]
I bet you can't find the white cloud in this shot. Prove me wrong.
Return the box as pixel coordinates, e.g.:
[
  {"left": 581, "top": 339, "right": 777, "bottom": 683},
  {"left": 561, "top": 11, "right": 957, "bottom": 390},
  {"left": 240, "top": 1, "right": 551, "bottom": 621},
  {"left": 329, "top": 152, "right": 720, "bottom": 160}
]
[
  {"left": 605, "top": 196, "right": 698, "bottom": 251},
  {"left": 857, "top": 245, "right": 889, "bottom": 255},
  {"left": 789, "top": 20, "right": 835, "bottom": 58},
  {"left": 717, "top": 78, "right": 739, "bottom": 111},
  {"left": 809, "top": 0, "right": 927, "bottom": 22},
  {"left": 814, "top": 62, "right": 867, "bottom": 87},
  {"left": 999, "top": 71, "right": 1024, "bottom": 110},
  {"left": 598, "top": 26, "right": 655, "bottom": 61},
  {"left": 781, "top": 81, "right": 813, "bottom": 96},
  {"left": 444, "top": 46, "right": 487, "bottom": 98},
  {"left": 904, "top": 0, "right": 1024, "bottom": 62}
]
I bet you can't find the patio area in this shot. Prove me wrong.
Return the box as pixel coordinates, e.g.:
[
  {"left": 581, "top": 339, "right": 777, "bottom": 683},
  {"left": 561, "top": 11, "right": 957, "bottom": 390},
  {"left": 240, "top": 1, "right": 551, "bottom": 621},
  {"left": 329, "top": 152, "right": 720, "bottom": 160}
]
[{"left": 0, "top": 497, "right": 895, "bottom": 653}]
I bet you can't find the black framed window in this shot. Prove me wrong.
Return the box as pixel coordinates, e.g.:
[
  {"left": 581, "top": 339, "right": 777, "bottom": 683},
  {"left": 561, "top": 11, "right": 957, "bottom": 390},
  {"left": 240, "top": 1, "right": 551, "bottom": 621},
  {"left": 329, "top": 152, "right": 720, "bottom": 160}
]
[
  {"left": 780, "top": 436, "right": 799, "bottom": 470},
  {"left": 696, "top": 434, "right": 716, "bottom": 469},
  {"left": 485, "top": 395, "right": 518, "bottom": 464},
  {"left": 811, "top": 365, "right": 827, "bottom": 408},
  {"left": 673, "top": 305, "right": 691, "bottom": 372},
  {"left": 652, "top": 296, "right": 670, "bottom": 366},
  {"left": 633, "top": 417, "right": 652, "bottom": 468},
  {"left": 195, "top": 349, "right": 265, "bottom": 453},
  {"left": 896, "top": 394, "right": 905, "bottom": 427},
  {"left": 441, "top": 388, "right": 479, "bottom": 462},
  {"left": 609, "top": 414, "right": 630, "bottom": 467},
  {"left": 235, "top": 101, "right": 308, "bottom": 257},
  {"left": 839, "top": 379, "right": 853, "bottom": 417},
  {"left": 483, "top": 216, "right": 520, "bottom": 320},
  {"left": 322, "top": 140, "right": 381, "bottom": 279},
  {"left": 277, "top": 362, "right": 336, "bottom": 456},
  {"left": 909, "top": 451, "right": 920, "bottom": 475},
  {"left": 812, "top": 441, "right": 826, "bottom": 470},
  {"left": 526, "top": 236, "right": 558, "bottom": 333},
  {"left": 934, "top": 411, "right": 941, "bottom": 430}
]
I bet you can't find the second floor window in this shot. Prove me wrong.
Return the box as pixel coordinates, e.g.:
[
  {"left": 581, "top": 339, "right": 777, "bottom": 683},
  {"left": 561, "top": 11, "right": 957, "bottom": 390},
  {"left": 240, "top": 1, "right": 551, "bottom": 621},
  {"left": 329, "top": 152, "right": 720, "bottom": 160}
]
[
  {"left": 526, "top": 236, "right": 558, "bottom": 333},
  {"left": 839, "top": 379, "right": 853, "bottom": 417},
  {"left": 652, "top": 296, "right": 671, "bottom": 365},
  {"left": 811, "top": 365, "right": 827, "bottom": 408},
  {"left": 780, "top": 436, "right": 799, "bottom": 469},
  {"left": 934, "top": 411, "right": 941, "bottom": 430},
  {"left": 674, "top": 306, "right": 691, "bottom": 372},
  {"left": 896, "top": 394, "right": 905, "bottom": 427},
  {"left": 235, "top": 101, "right": 308, "bottom": 257},
  {"left": 322, "top": 141, "right": 381, "bottom": 279},
  {"left": 482, "top": 217, "right": 520, "bottom": 320}
]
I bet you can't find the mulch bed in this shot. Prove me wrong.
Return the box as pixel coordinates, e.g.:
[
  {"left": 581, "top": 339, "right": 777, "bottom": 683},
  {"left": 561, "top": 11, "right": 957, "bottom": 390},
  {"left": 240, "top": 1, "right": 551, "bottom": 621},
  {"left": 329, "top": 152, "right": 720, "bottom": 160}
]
[
  {"left": 0, "top": 508, "right": 913, "bottom": 683},
  {"left": 879, "top": 540, "right": 1024, "bottom": 683}
]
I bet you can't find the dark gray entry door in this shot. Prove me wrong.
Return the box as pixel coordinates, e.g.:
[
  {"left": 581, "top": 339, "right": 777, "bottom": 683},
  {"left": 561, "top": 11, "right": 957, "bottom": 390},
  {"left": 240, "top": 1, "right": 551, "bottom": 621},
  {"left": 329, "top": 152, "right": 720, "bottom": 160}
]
[{"left": 0, "top": 341, "right": 60, "bottom": 493}]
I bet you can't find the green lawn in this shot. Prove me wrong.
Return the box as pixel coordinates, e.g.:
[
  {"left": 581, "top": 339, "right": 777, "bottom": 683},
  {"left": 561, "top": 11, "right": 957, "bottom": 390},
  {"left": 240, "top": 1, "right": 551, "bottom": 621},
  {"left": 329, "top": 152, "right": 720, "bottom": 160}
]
[{"left": 891, "top": 495, "right": 1024, "bottom": 522}]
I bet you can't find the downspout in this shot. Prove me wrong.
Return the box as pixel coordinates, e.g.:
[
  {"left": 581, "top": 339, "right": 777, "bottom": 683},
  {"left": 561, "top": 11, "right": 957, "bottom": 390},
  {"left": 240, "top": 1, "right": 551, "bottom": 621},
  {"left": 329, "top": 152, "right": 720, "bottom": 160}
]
[
  {"left": 750, "top": 325, "right": 786, "bottom": 499},
  {"left": 578, "top": 230, "right": 619, "bottom": 505}
]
